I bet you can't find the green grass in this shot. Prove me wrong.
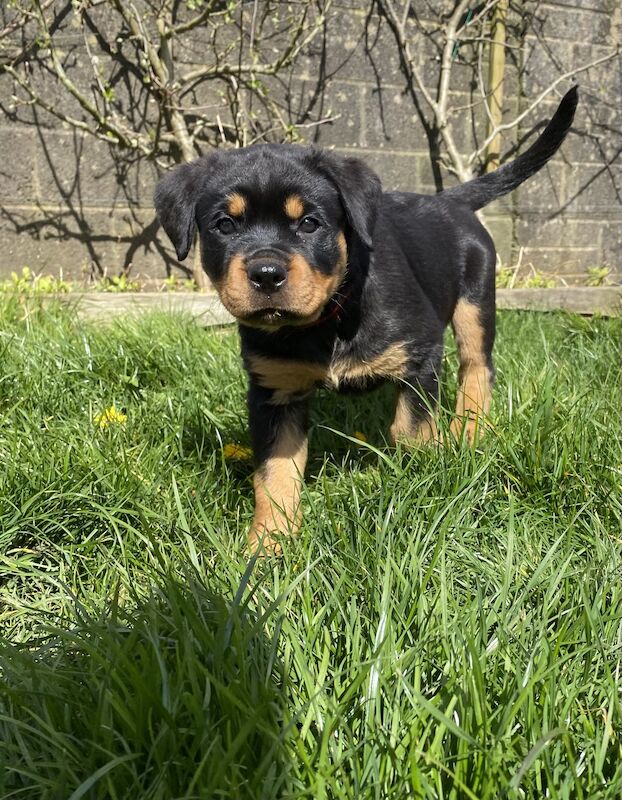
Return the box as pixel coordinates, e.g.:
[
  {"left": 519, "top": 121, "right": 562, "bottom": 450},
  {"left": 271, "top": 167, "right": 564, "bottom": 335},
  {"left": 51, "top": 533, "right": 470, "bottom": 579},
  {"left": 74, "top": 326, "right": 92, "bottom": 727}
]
[{"left": 0, "top": 295, "right": 621, "bottom": 799}]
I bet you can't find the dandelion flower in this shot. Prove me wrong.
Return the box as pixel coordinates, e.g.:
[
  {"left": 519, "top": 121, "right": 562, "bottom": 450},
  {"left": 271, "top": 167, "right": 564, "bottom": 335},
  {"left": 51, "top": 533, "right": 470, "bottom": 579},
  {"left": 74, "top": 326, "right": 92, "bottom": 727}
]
[
  {"left": 223, "top": 443, "right": 253, "bottom": 461},
  {"left": 95, "top": 406, "right": 127, "bottom": 429}
]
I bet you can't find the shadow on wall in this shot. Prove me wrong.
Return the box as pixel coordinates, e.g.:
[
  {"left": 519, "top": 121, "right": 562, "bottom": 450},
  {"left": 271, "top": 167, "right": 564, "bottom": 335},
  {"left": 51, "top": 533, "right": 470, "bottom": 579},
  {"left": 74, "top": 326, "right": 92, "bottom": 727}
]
[
  {"left": 0, "top": 78, "right": 345, "bottom": 282},
  {"left": 0, "top": 2, "right": 338, "bottom": 283},
  {"left": 0, "top": 1, "right": 620, "bottom": 281},
  {"left": 0, "top": 113, "right": 180, "bottom": 282}
]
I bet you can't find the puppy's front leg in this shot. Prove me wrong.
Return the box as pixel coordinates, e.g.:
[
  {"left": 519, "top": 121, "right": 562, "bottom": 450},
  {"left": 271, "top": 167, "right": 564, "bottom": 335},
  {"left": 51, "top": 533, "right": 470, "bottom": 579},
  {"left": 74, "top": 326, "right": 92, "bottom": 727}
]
[
  {"left": 390, "top": 358, "right": 442, "bottom": 447},
  {"left": 247, "top": 383, "right": 309, "bottom": 555}
]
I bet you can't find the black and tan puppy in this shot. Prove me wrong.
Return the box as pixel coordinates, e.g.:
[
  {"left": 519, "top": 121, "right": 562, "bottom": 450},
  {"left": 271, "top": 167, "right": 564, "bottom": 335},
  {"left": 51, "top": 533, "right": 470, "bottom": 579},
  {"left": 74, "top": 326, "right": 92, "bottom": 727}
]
[{"left": 155, "top": 87, "right": 577, "bottom": 553}]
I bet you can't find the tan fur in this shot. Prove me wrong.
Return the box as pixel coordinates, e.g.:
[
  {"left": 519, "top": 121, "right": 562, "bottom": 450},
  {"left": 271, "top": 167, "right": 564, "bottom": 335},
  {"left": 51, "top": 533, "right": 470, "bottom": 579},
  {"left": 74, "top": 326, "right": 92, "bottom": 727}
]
[
  {"left": 248, "top": 340, "right": 409, "bottom": 405},
  {"left": 216, "top": 240, "right": 348, "bottom": 326},
  {"left": 336, "top": 231, "right": 347, "bottom": 262},
  {"left": 327, "top": 342, "right": 409, "bottom": 388},
  {"left": 451, "top": 299, "right": 492, "bottom": 441},
  {"left": 248, "top": 355, "right": 327, "bottom": 404},
  {"left": 248, "top": 422, "right": 308, "bottom": 554},
  {"left": 217, "top": 254, "right": 256, "bottom": 317},
  {"left": 227, "top": 193, "right": 246, "bottom": 217},
  {"left": 390, "top": 390, "right": 439, "bottom": 446},
  {"left": 284, "top": 195, "right": 304, "bottom": 220},
  {"left": 286, "top": 253, "right": 346, "bottom": 322}
]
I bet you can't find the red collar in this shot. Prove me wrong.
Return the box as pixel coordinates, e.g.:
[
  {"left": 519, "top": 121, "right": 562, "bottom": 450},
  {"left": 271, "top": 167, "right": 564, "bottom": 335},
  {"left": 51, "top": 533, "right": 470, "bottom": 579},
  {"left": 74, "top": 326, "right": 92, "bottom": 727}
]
[{"left": 299, "top": 287, "right": 353, "bottom": 329}]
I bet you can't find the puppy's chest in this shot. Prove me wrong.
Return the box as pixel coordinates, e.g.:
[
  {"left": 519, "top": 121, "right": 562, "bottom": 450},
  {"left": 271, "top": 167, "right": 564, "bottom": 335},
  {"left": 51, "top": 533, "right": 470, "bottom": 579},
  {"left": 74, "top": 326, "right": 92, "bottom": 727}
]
[{"left": 247, "top": 340, "right": 410, "bottom": 404}]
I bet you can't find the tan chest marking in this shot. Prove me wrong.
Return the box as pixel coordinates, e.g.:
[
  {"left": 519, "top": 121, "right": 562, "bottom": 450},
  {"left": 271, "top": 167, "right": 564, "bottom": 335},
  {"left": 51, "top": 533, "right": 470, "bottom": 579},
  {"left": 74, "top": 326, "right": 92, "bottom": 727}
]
[
  {"left": 247, "top": 355, "right": 328, "bottom": 404},
  {"left": 327, "top": 342, "right": 409, "bottom": 388},
  {"left": 247, "top": 341, "right": 409, "bottom": 404}
]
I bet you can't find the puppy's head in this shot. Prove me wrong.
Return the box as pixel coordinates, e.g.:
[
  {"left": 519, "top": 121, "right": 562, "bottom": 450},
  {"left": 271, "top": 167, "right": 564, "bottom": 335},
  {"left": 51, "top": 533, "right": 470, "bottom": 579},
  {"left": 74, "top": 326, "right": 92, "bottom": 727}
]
[{"left": 154, "top": 145, "right": 381, "bottom": 329}]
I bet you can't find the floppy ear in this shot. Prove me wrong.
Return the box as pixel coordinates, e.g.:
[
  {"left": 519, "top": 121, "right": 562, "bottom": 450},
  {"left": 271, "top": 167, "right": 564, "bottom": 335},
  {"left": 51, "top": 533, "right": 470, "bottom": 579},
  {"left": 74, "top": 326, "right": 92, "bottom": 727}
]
[
  {"left": 154, "top": 161, "right": 204, "bottom": 261},
  {"left": 313, "top": 150, "right": 382, "bottom": 249}
]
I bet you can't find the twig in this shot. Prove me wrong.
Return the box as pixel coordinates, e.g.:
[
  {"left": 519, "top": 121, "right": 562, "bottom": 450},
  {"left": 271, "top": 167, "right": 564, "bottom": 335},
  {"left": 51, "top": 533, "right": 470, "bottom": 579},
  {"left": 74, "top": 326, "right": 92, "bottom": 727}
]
[
  {"left": 467, "top": 48, "right": 621, "bottom": 166},
  {"left": 0, "top": 0, "right": 55, "bottom": 42}
]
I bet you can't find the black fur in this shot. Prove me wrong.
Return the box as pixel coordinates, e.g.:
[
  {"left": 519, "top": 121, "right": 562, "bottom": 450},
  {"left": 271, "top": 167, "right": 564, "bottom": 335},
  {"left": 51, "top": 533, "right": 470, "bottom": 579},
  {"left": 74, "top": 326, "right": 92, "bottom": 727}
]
[
  {"left": 154, "top": 88, "right": 578, "bottom": 545},
  {"left": 311, "top": 148, "right": 383, "bottom": 248},
  {"left": 443, "top": 86, "right": 578, "bottom": 210}
]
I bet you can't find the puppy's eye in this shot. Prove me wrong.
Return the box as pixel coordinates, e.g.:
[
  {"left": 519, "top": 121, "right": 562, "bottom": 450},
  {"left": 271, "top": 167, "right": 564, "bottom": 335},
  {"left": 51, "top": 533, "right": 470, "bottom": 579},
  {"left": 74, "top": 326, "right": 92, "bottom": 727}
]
[
  {"left": 298, "top": 216, "right": 320, "bottom": 233},
  {"left": 216, "top": 217, "right": 236, "bottom": 235}
]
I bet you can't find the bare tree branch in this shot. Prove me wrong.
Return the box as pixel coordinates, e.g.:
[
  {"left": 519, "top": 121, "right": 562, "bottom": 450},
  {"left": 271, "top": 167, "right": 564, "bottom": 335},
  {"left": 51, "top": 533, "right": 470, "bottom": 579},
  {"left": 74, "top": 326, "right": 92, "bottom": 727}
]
[
  {"left": 380, "top": 0, "right": 475, "bottom": 182},
  {"left": 0, "top": 0, "right": 337, "bottom": 283},
  {"left": 167, "top": 0, "right": 220, "bottom": 38},
  {"left": 468, "top": 47, "right": 621, "bottom": 167},
  {"left": 0, "top": 0, "right": 55, "bottom": 43},
  {"left": 179, "top": 2, "right": 332, "bottom": 86},
  {"left": 378, "top": 0, "right": 621, "bottom": 192}
]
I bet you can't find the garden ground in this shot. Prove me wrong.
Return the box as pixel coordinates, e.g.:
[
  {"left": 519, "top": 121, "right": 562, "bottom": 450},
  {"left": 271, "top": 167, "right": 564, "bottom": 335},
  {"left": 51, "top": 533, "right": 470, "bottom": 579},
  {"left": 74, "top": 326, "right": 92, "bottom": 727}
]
[{"left": 0, "top": 296, "right": 620, "bottom": 799}]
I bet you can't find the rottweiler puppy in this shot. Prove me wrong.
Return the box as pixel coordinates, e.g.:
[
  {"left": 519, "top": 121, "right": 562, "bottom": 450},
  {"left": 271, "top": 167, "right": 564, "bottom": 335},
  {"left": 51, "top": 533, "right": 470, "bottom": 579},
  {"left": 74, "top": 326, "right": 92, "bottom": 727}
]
[{"left": 155, "top": 87, "right": 578, "bottom": 553}]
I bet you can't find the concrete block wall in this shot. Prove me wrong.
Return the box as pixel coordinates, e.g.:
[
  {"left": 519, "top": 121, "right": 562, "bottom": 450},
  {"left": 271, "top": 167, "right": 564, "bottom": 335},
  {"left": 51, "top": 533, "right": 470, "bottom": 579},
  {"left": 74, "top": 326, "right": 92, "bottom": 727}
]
[{"left": 0, "top": 1, "right": 620, "bottom": 284}]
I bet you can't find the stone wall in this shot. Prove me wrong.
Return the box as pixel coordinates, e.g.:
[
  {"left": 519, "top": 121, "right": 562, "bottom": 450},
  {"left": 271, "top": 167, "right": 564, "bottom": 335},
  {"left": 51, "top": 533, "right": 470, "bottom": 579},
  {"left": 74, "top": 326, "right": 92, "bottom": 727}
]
[{"left": 1, "top": 1, "right": 620, "bottom": 284}]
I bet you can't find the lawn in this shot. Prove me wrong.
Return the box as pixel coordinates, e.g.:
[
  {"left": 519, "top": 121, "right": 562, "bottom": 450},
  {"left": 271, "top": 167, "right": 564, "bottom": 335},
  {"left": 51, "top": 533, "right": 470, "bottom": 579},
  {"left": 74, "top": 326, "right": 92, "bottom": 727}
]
[{"left": 0, "top": 295, "right": 620, "bottom": 799}]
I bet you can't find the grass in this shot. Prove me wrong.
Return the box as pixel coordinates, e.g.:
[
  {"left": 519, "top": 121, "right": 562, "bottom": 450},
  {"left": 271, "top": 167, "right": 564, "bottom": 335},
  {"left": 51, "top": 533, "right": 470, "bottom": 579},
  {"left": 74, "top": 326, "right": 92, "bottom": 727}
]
[{"left": 0, "top": 295, "right": 621, "bottom": 799}]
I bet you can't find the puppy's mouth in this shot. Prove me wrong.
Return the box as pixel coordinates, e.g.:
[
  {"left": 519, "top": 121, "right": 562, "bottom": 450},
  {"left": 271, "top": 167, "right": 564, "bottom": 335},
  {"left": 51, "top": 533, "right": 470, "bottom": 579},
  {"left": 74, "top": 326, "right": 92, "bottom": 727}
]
[{"left": 241, "top": 307, "right": 319, "bottom": 329}]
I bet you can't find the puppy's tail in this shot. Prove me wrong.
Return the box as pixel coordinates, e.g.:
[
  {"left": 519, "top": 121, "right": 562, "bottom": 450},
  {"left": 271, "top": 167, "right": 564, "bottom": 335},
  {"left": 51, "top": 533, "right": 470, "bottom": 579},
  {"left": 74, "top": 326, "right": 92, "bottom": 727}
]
[{"left": 441, "top": 86, "right": 578, "bottom": 211}]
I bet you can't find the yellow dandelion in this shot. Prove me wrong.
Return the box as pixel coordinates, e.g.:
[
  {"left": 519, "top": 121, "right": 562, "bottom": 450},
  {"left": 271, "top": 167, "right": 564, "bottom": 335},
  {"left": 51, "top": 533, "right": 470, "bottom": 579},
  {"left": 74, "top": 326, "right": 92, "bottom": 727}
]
[
  {"left": 354, "top": 431, "right": 367, "bottom": 442},
  {"left": 223, "top": 443, "right": 253, "bottom": 461},
  {"left": 95, "top": 406, "right": 127, "bottom": 429}
]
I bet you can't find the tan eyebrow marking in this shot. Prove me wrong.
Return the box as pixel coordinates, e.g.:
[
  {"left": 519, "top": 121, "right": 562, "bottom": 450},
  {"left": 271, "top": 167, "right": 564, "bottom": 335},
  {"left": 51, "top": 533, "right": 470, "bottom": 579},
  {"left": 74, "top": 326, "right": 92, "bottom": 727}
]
[
  {"left": 227, "top": 193, "right": 247, "bottom": 217},
  {"left": 284, "top": 195, "right": 304, "bottom": 220}
]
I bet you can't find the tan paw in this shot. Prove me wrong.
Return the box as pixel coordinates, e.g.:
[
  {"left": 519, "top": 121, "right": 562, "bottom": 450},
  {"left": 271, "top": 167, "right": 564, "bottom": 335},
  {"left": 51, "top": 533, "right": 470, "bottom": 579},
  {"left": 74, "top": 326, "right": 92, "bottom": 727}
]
[
  {"left": 390, "top": 418, "right": 441, "bottom": 448},
  {"left": 450, "top": 415, "right": 486, "bottom": 444},
  {"left": 247, "top": 524, "right": 285, "bottom": 557}
]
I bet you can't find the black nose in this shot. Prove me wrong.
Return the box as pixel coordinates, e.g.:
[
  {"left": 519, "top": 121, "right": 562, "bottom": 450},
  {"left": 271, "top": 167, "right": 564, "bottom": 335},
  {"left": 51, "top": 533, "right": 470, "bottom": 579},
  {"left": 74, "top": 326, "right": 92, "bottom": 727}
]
[{"left": 247, "top": 261, "right": 288, "bottom": 294}]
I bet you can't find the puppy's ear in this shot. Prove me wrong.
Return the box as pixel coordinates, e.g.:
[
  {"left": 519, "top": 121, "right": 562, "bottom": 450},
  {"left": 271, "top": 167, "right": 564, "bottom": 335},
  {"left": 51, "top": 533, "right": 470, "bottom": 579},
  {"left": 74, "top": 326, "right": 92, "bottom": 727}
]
[
  {"left": 154, "top": 161, "right": 204, "bottom": 261},
  {"left": 313, "top": 150, "right": 382, "bottom": 249}
]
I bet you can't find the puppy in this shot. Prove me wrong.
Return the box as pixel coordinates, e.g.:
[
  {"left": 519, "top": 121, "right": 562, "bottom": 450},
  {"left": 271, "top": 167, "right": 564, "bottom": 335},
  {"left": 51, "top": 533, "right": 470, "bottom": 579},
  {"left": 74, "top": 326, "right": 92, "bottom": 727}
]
[{"left": 155, "top": 87, "right": 578, "bottom": 553}]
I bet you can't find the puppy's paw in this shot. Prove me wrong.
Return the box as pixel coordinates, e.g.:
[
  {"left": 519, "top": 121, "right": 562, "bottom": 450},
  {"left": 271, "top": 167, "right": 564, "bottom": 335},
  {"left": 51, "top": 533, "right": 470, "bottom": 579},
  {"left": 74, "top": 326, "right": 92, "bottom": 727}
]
[
  {"left": 450, "top": 414, "right": 486, "bottom": 444},
  {"left": 247, "top": 524, "right": 284, "bottom": 557},
  {"left": 390, "top": 417, "right": 441, "bottom": 448}
]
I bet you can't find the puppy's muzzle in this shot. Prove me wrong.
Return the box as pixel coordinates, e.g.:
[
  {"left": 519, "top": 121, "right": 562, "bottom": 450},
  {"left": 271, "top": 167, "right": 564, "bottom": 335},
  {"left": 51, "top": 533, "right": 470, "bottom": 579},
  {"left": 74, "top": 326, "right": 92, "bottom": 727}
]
[{"left": 246, "top": 249, "right": 288, "bottom": 295}]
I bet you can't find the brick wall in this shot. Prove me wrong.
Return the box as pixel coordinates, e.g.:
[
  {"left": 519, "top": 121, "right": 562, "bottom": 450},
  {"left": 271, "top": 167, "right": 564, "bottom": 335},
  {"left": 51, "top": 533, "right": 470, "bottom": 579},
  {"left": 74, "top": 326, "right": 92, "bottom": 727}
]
[{"left": 1, "top": 1, "right": 620, "bottom": 284}]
